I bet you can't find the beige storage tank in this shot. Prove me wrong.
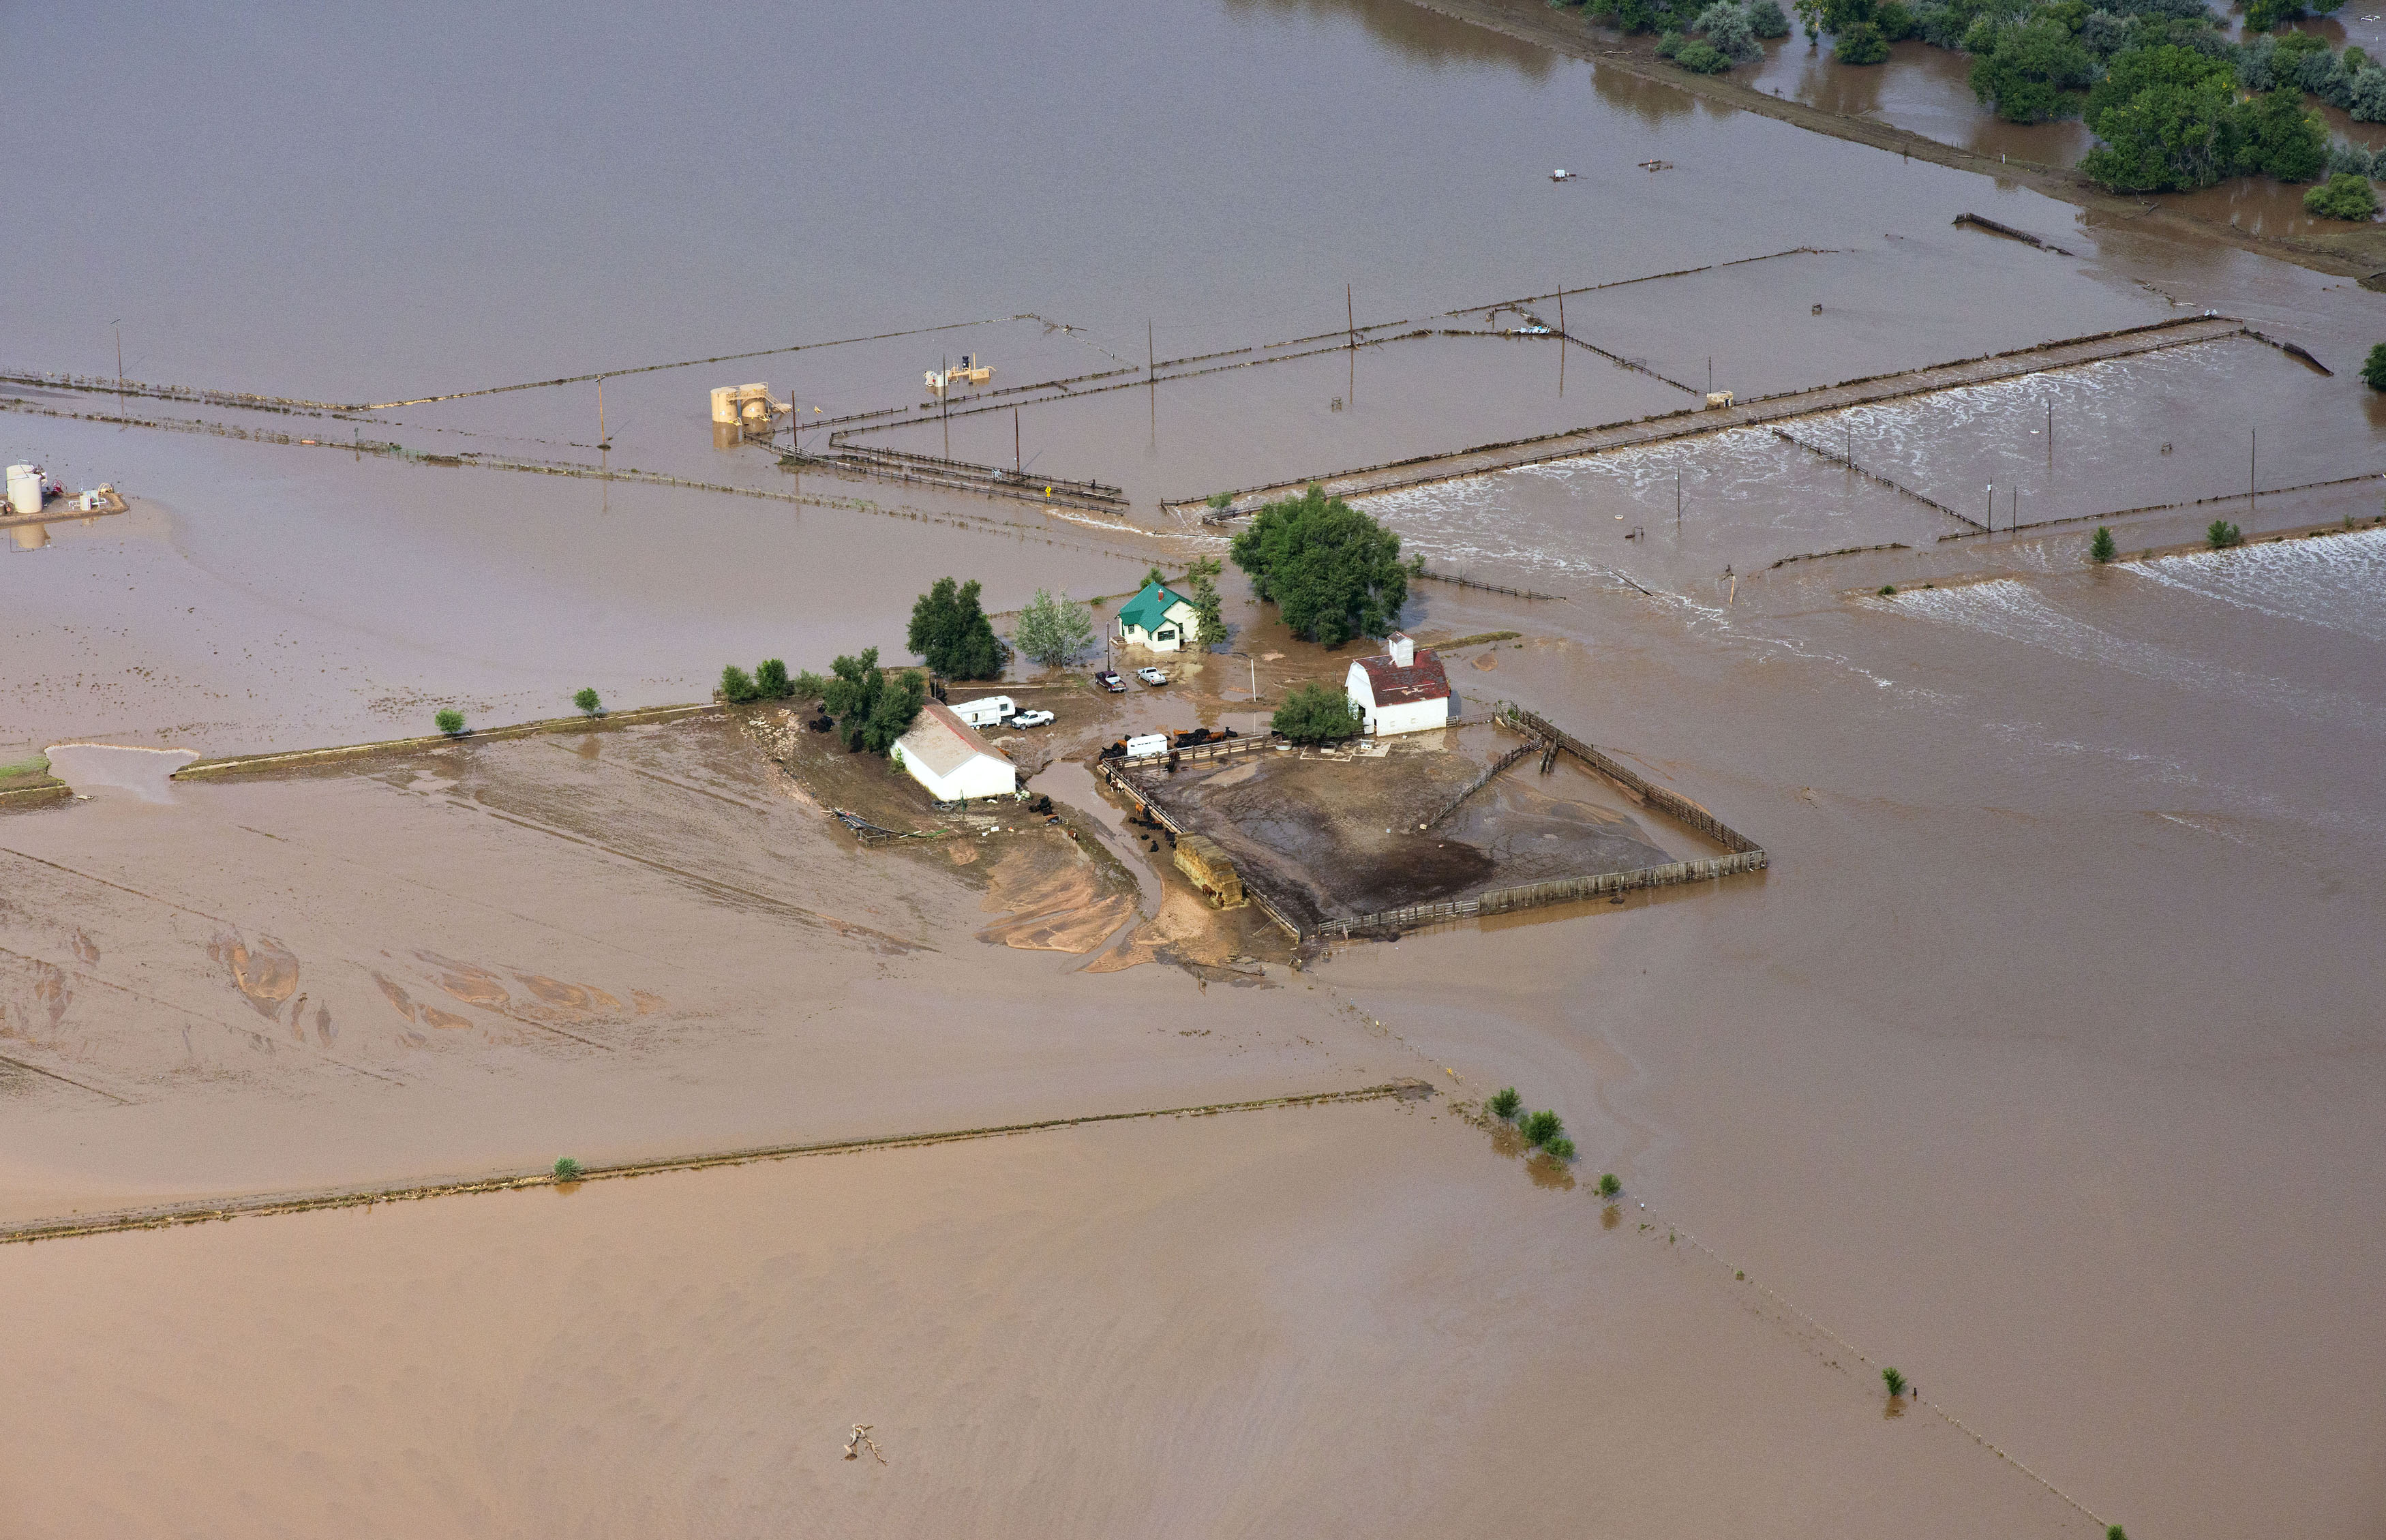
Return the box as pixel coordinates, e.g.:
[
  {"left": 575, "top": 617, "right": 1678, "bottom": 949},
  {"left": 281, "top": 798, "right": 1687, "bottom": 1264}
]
[{"left": 7, "top": 464, "right": 44, "bottom": 517}]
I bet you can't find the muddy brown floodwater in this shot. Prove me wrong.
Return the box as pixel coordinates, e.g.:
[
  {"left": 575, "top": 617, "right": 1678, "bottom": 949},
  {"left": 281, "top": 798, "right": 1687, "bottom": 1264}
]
[{"left": 3, "top": 0, "right": 2383, "bottom": 1535}]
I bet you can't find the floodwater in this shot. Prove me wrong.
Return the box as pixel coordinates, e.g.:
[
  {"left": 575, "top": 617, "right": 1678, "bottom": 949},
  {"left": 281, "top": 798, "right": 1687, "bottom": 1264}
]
[{"left": 5, "top": 0, "right": 2384, "bottom": 1537}]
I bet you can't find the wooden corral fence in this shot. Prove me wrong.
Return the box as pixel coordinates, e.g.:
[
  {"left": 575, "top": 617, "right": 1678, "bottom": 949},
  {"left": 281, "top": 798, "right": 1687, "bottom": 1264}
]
[{"left": 1420, "top": 739, "right": 1538, "bottom": 831}]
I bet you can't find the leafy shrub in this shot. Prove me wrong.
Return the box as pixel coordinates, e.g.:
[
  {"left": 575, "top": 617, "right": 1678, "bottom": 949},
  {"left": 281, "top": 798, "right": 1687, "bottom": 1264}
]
[
  {"left": 2363, "top": 342, "right": 2386, "bottom": 391},
  {"left": 793, "top": 669, "right": 828, "bottom": 701},
  {"left": 755, "top": 659, "right": 793, "bottom": 699},
  {"left": 1749, "top": 0, "right": 1793, "bottom": 35},
  {"left": 1597, "top": 1172, "right": 1624, "bottom": 1198},
  {"left": 1656, "top": 27, "right": 1686, "bottom": 52},
  {"left": 2091, "top": 526, "right": 2118, "bottom": 563},
  {"left": 1543, "top": 1136, "right": 1578, "bottom": 1162},
  {"left": 2305, "top": 171, "right": 2382, "bottom": 220},
  {"left": 573, "top": 687, "right": 603, "bottom": 716},
  {"left": 2207, "top": 519, "right": 2242, "bottom": 548},
  {"left": 554, "top": 1156, "right": 583, "bottom": 1179},
  {"left": 1882, "top": 1365, "right": 1908, "bottom": 1396},
  {"left": 720, "top": 665, "right": 759, "bottom": 703},
  {"left": 435, "top": 709, "right": 466, "bottom": 737},
  {"left": 1676, "top": 37, "right": 1732, "bottom": 67},
  {"left": 1489, "top": 1087, "right": 1523, "bottom": 1119},
  {"left": 1520, "top": 1108, "right": 1565, "bottom": 1147},
  {"left": 1270, "top": 680, "right": 1365, "bottom": 743}
]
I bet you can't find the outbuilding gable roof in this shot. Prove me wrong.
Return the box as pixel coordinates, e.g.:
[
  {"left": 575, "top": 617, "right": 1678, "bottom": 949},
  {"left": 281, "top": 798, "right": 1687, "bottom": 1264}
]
[
  {"left": 1354, "top": 648, "right": 1451, "bottom": 706},
  {"left": 1117, "top": 580, "right": 1191, "bottom": 633},
  {"left": 897, "top": 699, "right": 1006, "bottom": 778}
]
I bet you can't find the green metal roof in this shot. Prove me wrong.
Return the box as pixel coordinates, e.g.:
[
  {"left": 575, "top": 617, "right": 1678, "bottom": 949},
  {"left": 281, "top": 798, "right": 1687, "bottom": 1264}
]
[{"left": 1118, "top": 579, "right": 1189, "bottom": 633}]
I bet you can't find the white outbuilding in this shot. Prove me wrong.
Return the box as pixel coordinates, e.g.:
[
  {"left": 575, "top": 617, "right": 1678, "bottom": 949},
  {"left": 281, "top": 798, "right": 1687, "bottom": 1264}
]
[
  {"left": 894, "top": 699, "right": 1018, "bottom": 803},
  {"left": 1344, "top": 633, "right": 1452, "bottom": 736},
  {"left": 1114, "top": 579, "right": 1199, "bottom": 653}
]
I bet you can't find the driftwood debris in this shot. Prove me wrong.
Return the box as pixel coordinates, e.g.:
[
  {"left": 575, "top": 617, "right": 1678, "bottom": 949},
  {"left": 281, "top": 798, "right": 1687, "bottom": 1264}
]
[{"left": 844, "top": 1424, "right": 887, "bottom": 1464}]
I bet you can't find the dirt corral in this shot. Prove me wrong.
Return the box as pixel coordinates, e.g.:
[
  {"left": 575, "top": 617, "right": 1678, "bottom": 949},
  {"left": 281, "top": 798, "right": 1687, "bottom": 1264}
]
[{"left": 1126, "top": 723, "right": 1698, "bottom": 933}]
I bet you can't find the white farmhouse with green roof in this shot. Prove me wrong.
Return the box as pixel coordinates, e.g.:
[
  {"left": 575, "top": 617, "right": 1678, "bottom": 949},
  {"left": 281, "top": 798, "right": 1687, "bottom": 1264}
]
[{"left": 1114, "top": 579, "right": 1198, "bottom": 653}]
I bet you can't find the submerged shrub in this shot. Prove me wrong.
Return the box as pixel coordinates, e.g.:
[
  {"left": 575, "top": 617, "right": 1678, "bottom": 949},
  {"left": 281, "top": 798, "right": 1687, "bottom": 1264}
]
[
  {"left": 2305, "top": 171, "right": 2382, "bottom": 220},
  {"left": 1543, "top": 1135, "right": 1579, "bottom": 1162},
  {"left": 1676, "top": 37, "right": 1732, "bottom": 67},
  {"left": 554, "top": 1156, "right": 584, "bottom": 1179},
  {"left": 573, "top": 686, "right": 603, "bottom": 716},
  {"left": 434, "top": 708, "right": 466, "bottom": 737},
  {"left": 2362, "top": 342, "right": 2386, "bottom": 391},
  {"left": 1749, "top": 0, "right": 1793, "bottom": 34},
  {"left": 2207, "top": 519, "right": 2243, "bottom": 549},
  {"left": 1521, "top": 1108, "right": 1565, "bottom": 1147},
  {"left": 1488, "top": 1087, "right": 1523, "bottom": 1120},
  {"left": 2091, "top": 526, "right": 2118, "bottom": 563},
  {"left": 1882, "top": 1365, "right": 1908, "bottom": 1396},
  {"left": 720, "top": 664, "right": 759, "bottom": 703}
]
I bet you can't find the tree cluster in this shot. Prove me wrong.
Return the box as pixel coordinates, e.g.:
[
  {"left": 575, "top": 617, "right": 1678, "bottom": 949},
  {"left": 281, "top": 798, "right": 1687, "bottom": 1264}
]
[
  {"left": 822, "top": 648, "right": 926, "bottom": 755},
  {"left": 2081, "top": 48, "right": 2327, "bottom": 192},
  {"left": 907, "top": 577, "right": 1008, "bottom": 680},
  {"left": 1228, "top": 485, "right": 1409, "bottom": 646},
  {"left": 2307, "top": 170, "right": 2383, "bottom": 220},
  {"left": 719, "top": 656, "right": 814, "bottom": 704}
]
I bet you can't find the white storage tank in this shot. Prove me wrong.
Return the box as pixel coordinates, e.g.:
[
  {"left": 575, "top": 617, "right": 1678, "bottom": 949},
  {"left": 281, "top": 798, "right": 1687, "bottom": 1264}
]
[{"left": 6, "top": 464, "right": 44, "bottom": 517}]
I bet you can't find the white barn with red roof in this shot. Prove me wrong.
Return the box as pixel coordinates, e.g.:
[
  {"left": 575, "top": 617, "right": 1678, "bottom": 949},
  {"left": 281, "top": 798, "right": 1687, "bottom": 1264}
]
[
  {"left": 1344, "top": 633, "right": 1451, "bottom": 736},
  {"left": 894, "top": 699, "right": 1018, "bottom": 803}
]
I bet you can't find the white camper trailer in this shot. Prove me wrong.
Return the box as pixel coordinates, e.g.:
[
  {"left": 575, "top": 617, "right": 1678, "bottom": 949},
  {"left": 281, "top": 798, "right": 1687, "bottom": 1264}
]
[{"left": 948, "top": 695, "right": 1016, "bottom": 729}]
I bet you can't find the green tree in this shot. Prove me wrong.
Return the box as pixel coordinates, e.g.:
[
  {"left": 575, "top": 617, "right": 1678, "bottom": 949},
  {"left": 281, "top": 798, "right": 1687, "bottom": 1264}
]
[
  {"left": 2363, "top": 342, "right": 2386, "bottom": 391},
  {"left": 573, "top": 687, "right": 603, "bottom": 716},
  {"left": 1543, "top": 1135, "right": 1578, "bottom": 1161},
  {"left": 2241, "top": 88, "right": 2328, "bottom": 181},
  {"left": 1970, "top": 17, "right": 2096, "bottom": 121},
  {"left": 2081, "top": 45, "right": 2243, "bottom": 192},
  {"left": 1270, "top": 680, "right": 1365, "bottom": 743},
  {"left": 1834, "top": 19, "right": 1890, "bottom": 61},
  {"left": 2207, "top": 519, "right": 2243, "bottom": 548},
  {"left": 720, "top": 665, "right": 759, "bottom": 703},
  {"left": 1521, "top": 1108, "right": 1565, "bottom": 1148},
  {"left": 755, "top": 659, "right": 793, "bottom": 699},
  {"left": 1489, "top": 1087, "right": 1523, "bottom": 1119},
  {"left": 1597, "top": 1172, "right": 1624, "bottom": 1198},
  {"left": 1229, "top": 485, "right": 1410, "bottom": 645},
  {"left": 793, "top": 669, "right": 828, "bottom": 701},
  {"left": 1882, "top": 1366, "right": 1907, "bottom": 1396},
  {"left": 1011, "top": 588, "right": 1098, "bottom": 669},
  {"left": 434, "top": 708, "right": 466, "bottom": 737},
  {"left": 2090, "top": 526, "right": 2118, "bottom": 563},
  {"left": 823, "top": 648, "right": 926, "bottom": 754},
  {"left": 1183, "top": 557, "right": 1227, "bottom": 649},
  {"left": 2307, "top": 172, "right": 2383, "bottom": 221},
  {"left": 907, "top": 577, "right": 1009, "bottom": 680}
]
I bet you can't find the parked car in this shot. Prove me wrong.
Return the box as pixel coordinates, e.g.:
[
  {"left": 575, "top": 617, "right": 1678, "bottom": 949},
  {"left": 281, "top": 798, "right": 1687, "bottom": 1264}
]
[
  {"left": 1135, "top": 667, "right": 1168, "bottom": 686},
  {"left": 1093, "top": 671, "right": 1127, "bottom": 693},
  {"left": 1010, "top": 709, "right": 1055, "bottom": 728}
]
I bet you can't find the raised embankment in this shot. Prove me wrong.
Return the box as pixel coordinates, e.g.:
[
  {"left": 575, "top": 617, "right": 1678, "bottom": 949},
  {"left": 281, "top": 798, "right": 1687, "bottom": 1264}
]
[
  {"left": 170, "top": 701, "right": 717, "bottom": 781},
  {"left": 1183, "top": 315, "right": 2249, "bottom": 520}
]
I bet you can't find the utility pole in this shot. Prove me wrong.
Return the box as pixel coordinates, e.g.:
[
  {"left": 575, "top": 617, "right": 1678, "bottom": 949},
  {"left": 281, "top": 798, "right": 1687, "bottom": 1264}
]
[
  {"left": 1707, "top": 356, "right": 1712, "bottom": 397},
  {"left": 1676, "top": 470, "right": 1682, "bottom": 530},
  {"left": 1014, "top": 406, "right": 1022, "bottom": 474},
  {"left": 112, "top": 320, "right": 122, "bottom": 399},
  {"left": 1986, "top": 483, "right": 1993, "bottom": 534},
  {"left": 1147, "top": 320, "right": 1154, "bottom": 384},
  {"left": 1556, "top": 286, "right": 1565, "bottom": 336},
  {"left": 2046, "top": 401, "right": 2053, "bottom": 464},
  {"left": 597, "top": 376, "right": 606, "bottom": 447},
  {"left": 2250, "top": 428, "right": 2257, "bottom": 526},
  {"left": 1346, "top": 283, "right": 1355, "bottom": 349}
]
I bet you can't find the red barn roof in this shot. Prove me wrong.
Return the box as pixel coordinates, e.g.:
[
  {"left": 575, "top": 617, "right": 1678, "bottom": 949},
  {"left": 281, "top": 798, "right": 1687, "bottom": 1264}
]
[{"left": 1353, "top": 648, "right": 1450, "bottom": 706}]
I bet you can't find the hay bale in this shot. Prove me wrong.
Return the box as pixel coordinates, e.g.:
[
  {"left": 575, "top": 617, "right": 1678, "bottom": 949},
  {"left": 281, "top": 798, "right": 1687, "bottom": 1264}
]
[{"left": 1173, "top": 834, "right": 1247, "bottom": 909}]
